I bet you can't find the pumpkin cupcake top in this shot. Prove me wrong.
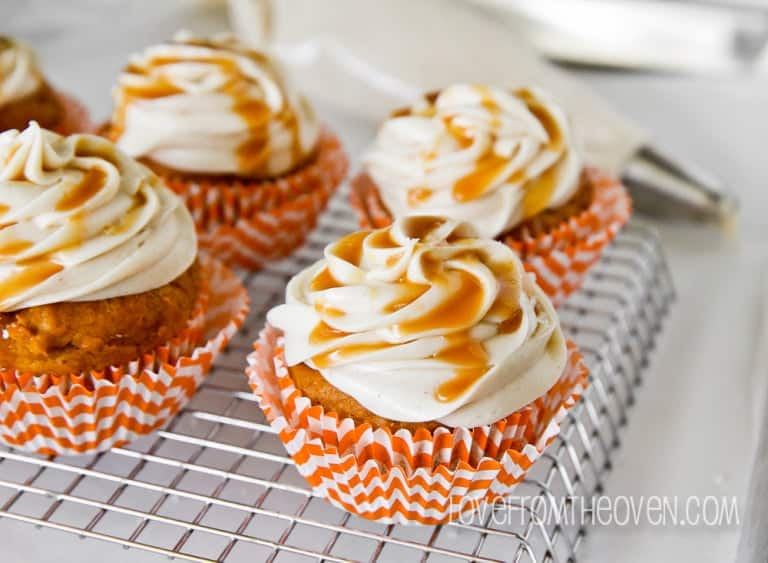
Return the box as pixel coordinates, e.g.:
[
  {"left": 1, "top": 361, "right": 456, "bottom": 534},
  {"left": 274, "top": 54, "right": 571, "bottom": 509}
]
[
  {"left": 0, "top": 122, "right": 196, "bottom": 312},
  {"left": 268, "top": 215, "right": 566, "bottom": 427},
  {"left": 364, "top": 84, "right": 583, "bottom": 239},
  {"left": 0, "top": 37, "right": 44, "bottom": 109},
  {"left": 111, "top": 31, "right": 319, "bottom": 179}
]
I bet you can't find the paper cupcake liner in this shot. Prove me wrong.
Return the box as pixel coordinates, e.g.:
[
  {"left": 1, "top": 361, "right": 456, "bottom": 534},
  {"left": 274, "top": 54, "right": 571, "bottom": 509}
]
[
  {"left": 0, "top": 256, "right": 249, "bottom": 456},
  {"left": 246, "top": 325, "right": 589, "bottom": 525},
  {"left": 350, "top": 166, "right": 631, "bottom": 306},
  {"left": 52, "top": 91, "right": 91, "bottom": 135},
  {"left": 160, "top": 128, "right": 348, "bottom": 270}
]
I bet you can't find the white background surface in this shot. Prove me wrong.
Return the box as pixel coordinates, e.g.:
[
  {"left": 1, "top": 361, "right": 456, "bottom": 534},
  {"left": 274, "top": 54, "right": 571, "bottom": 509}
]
[{"left": 2, "top": 1, "right": 768, "bottom": 561}]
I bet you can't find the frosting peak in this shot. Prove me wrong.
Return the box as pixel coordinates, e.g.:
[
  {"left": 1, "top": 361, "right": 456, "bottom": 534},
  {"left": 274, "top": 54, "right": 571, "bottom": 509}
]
[
  {"left": 0, "top": 123, "right": 196, "bottom": 312},
  {"left": 364, "top": 84, "right": 583, "bottom": 239},
  {"left": 112, "top": 31, "right": 319, "bottom": 179},
  {"left": 268, "top": 215, "right": 566, "bottom": 427},
  {"left": 0, "top": 37, "right": 44, "bottom": 108}
]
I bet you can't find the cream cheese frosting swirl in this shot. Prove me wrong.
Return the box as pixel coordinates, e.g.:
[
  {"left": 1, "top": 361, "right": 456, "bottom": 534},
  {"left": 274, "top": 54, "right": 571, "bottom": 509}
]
[
  {"left": 112, "top": 31, "right": 319, "bottom": 179},
  {"left": 0, "top": 37, "right": 44, "bottom": 108},
  {"left": 364, "top": 84, "right": 584, "bottom": 239},
  {"left": 267, "top": 215, "right": 566, "bottom": 427},
  {"left": 0, "top": 122, "right": 197, "bottom": 312}
]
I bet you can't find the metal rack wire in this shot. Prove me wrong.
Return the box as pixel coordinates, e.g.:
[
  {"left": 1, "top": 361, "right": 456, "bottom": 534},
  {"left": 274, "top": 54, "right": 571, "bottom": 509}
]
[{"left": 0, "top": 192, "right": 674, "bottom": 563}]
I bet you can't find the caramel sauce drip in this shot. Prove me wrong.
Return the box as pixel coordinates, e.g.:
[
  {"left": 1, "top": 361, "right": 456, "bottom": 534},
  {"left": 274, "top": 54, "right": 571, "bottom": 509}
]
[
  {"left": 521, "top": 156, "right": 562, "bottom": 218},
  {"left": 56, "top": 168, "right": 106, "bottom": 212},
  {"left": 332, "top": 231, "right": 369, "bottom": 266},
  {"left": 310, "top": 267, "right": 342, "bottom": 292},
  {"left": 309, "top": 321, "right": 350, "bottom": 345},
  {"left": 314, "top": 302, "right": 346, "bottom": 318},
  {"left": 433, "top": 331, "right": 490, "bottom": 403},
  {"left": 0, "top": 260, "right": 63, "bottom": 301},
  {"left": 444, "top": 118, "right": 474, "bottom": 149},
  {"left": 383, "top": 278, "right": 429, "bottom": 314},
  {"left": 112, "top": 78, "right": 183, "bottom": 138},
  {"left": 232, "top": 89, "right": 272, "bottom": 175},
  {"left": 390, "top": 106, "right": 411, "bottom": 118},
  {"left": 452, "top": 151, "right": 509, "bottom": 202},
  {"left": 0, "top": 204, "right": 8, "bottom": 216},
  {"left": 116, "top": 47, "right": 304, "bottom": 176},
  {"left": 434, "top": 333, "right": 488, "bottom": 366},
  {"left": 385, "top": 252, "right": 404, "bottom": 268},
  {"left": 516, "top": 88, "right": 563, "bottom": 153},
  {"left": 407, "top": 187, "right": 434, "bottom": 207},
  {"left": 367, "top": 229, "right": 397, "bottom": 249},
  {"left": 498, "top": 308, "right": 524, "bottom": 334},
  {"left": 446, "top": 86, "right": 565, "bottom": 206},
  {"left": 395, "top": 269, "right": 484, "bottom": 335},
  {"left": 403, "top": 216, "right": 446, "bottom": 240},
  {"left": 312, "top": 340, "right": 392, "bottom": 369},
  {"left": 435, "top": 366, "right": 488, "bottom": 403},
  {"left": 0, "top": 239, "right": 32, "bottom": 257},
  {"left": 475, "top": 84, "right": 501, "bottom": 128}
]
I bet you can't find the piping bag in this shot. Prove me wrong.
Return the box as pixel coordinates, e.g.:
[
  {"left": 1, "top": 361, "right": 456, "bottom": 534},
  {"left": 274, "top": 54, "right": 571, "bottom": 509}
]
[{"left": 229, "top": 0, "right": 736, "bottom": 221}]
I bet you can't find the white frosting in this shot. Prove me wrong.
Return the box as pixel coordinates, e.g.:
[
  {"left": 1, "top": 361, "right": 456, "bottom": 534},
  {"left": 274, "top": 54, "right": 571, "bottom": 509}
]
[
  {"left": 113, "top": 31, "right": 319, "bottom": 178},
  {"left": 268, "top": 215, "right": 566, "bottom": 427},
  {"left": 0, "top": 37, "right": 44, "bottom": 108},
  {"left": 0, "top": 123, "right": 197, "bottom": 312},
  {"left": 364, "top": 84, "right": 583, "bottom": 239}
]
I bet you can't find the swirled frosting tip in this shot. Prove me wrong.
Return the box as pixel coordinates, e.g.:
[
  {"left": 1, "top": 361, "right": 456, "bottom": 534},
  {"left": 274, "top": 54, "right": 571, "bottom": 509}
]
[
  {"left": 112, "top": 31, "right": 319, "bottom": 179},
  {"left": 0, "top": 122, "right": 197, "bottom": 312},
  {"left": 365, "top": 84, "right": 584, "bottom": 239},
  {"left": 268, "top": 214, "right": 567, "bottom": 427}
]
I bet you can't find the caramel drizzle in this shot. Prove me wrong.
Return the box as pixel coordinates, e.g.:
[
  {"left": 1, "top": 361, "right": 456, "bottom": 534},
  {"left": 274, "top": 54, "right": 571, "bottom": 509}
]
[
  {"left": 310, "top": 267, "right": 342, "bottom": 292},
  {"left": 115, "top": 42, "right": 305, "bottom": 177},
  {"left": 56, "top": 168, "right": 106, "bottom": 212},
  {"left": 406, "top": 85, "right": 566, "bottom": 213},
  {"left": 434, "top": 332, "right": 490, "bottom": 403},
  {"left": 331, "top": 230, "right": 369, "bottom": 267},
  {"left": 0, "top": 260, "right": 63, "bottom": 302},
  {"left": 0, "top": 161, "right": 146, "bottom": 303},
  {"left": 407, "top": 187, "right": 434, "bottom": 207},
  {"left": 402, "top": 216, "right": 446, "bottom": 240},
  {"left": 304, "top": 225, "right": 530, "bottom": 402}
]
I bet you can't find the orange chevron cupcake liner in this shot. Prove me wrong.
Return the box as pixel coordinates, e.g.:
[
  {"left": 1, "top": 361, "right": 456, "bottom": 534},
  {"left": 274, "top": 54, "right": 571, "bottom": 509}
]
[
  {"left": 350, "top": 166, "right": 631, "bottom": 306},
  {"left": 246, "top": 325, "right": 589, "bottom": 525},
  {"left": 52, "top": 91, "right": 91, "bottom": 135},
  {"left": 163, "top": 128, "right": 349, "bottom": 270},
  {"left": 0, "top": 256, "right": 249, "bottom": 456}
]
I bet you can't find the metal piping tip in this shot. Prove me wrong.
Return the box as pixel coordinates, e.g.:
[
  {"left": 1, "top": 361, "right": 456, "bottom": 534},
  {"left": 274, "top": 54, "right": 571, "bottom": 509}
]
[{"left": 622, "top": 145, "right": 738, "bottom": 221}]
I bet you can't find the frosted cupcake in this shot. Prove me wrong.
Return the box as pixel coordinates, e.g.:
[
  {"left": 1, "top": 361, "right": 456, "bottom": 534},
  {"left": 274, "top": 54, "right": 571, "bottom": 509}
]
[
  {"left": 351, "top": 84, "right": 631, "bottom": 304},
  {"left": 0, "top": 37, "right": 89, "bottom": 134},
  {"left": 103, "top": 32, "right": 348, "bottom": 270},
  {"left": 0, "top": 123, "right": 248, "bottom": 455},
  {"left": 247, "top": 215, "right": 588, "bottom": 523}
]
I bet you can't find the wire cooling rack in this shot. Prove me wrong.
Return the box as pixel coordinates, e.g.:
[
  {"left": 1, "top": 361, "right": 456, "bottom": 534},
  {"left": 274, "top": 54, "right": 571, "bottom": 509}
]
[{"left": 0, "top": 191, "right": 674, "bottom": 563}]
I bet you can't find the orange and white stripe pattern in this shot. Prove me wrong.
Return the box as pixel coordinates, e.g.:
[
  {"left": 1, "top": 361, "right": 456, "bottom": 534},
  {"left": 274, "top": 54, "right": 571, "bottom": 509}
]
[
  {"left": 247, "top": 325, "right": 589, "bottom": 525},
  {"left": 0, "top": 257, "right": 249, "bottom": 456},
  {"left": 350, "top": 166, "right": 631, "bottom": 307},
  {"left": 166, "top": 128, "right": 349, "bottom": 271}
]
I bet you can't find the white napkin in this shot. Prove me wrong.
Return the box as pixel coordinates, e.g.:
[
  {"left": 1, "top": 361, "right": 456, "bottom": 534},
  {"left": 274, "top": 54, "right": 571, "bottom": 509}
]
[{"left": 230, "top": 0, "right": 648, "bottom": 174}]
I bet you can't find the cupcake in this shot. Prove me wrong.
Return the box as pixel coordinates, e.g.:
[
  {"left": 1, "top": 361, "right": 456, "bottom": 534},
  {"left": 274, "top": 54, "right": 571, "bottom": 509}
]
[
  {"left": 0, "top": 37, "right": 90, "bottom": 134},
  {"left": 0, "top": 123, "right": 248, "bottom": 455},
  {"left": 103, "top": 31, "right": 348, "bottom": 270},
  {"left": 247, "top": 215, "right": 588, "bottom": 524},
  {"left": 350, "top": 84, "right": 631, "bottom": 305}
]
